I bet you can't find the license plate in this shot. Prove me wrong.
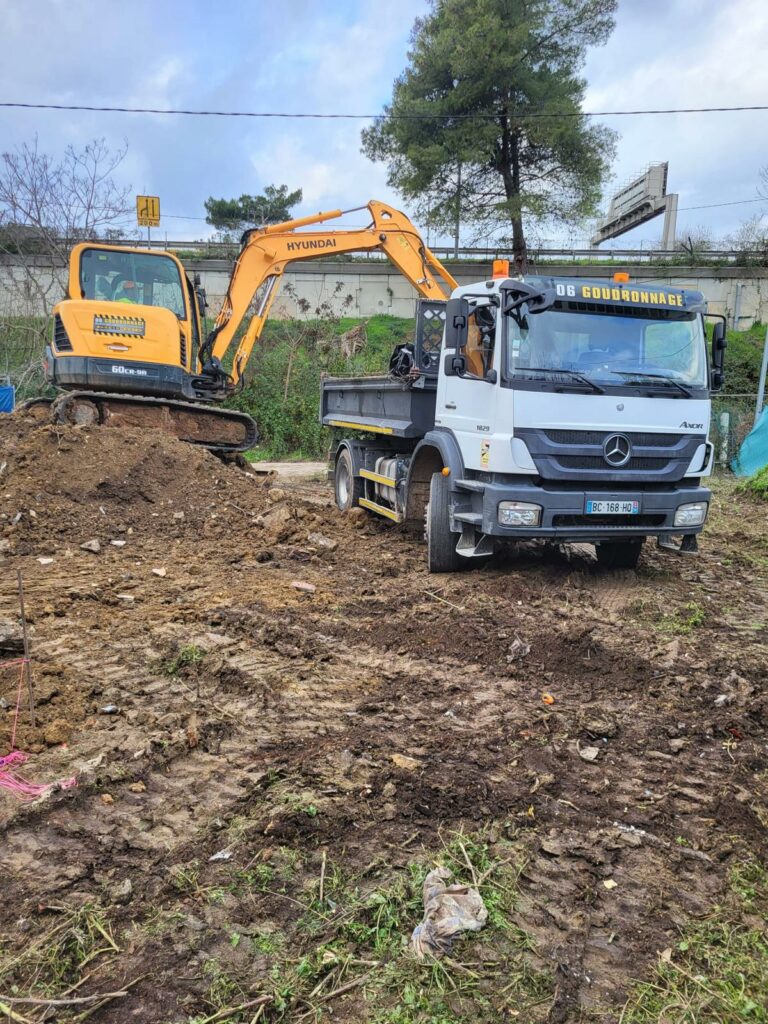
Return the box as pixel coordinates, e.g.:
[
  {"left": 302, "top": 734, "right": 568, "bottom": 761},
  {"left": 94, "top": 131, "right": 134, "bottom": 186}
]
[{"left": 585, "top": 499, "right": 640, "bottom": 515}]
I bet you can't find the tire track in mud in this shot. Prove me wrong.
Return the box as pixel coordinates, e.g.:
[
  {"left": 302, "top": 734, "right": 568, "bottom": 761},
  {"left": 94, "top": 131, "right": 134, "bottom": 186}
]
[{"left": 1, "top": 484, "right": 767, "bottom": 1021}]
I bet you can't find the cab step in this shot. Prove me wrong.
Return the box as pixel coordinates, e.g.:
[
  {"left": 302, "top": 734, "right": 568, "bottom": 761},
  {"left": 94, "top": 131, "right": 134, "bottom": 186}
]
[
  {"left": 455, "top": 478, "right": 486, "bottom": 493},
  {"left": 359, "top": 468, "right": 397, "bottom": 488},
  {"left": 453, "top": 511, "right": 483, "bottom": 526},
  {"left": 358, "top": 497, "right": 404, "bottom": 523}
]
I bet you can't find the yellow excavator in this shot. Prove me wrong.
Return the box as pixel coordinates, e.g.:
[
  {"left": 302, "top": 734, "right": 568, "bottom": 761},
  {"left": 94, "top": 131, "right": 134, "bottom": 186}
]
[{"left": 41, "top": 201, "right": 457, "bottom": 451}]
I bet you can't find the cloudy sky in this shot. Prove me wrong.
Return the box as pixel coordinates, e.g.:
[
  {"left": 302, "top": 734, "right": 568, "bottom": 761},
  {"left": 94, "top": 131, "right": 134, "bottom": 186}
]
[{"left": 1, "top": 0, "right": 766, "bottom": 249}]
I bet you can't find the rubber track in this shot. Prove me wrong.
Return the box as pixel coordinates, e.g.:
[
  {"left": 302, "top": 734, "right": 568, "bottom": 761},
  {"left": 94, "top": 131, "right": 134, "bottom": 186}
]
[{"left": 51, "top": 391, "right": 258, "bottom": 453}]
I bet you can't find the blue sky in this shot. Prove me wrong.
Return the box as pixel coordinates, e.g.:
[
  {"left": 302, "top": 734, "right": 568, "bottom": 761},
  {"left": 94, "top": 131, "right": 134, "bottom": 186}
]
[{"left": 1, "top": 0, "right": 767, "bottom": 248}]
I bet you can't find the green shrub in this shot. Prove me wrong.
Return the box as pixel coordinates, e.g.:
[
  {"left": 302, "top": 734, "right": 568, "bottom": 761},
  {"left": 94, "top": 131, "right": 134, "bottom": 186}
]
[
  {"left": 230, "top": 315, "right": 415, "bottom": 460},
  {"left": 741, "top": 465, "right": 768, "bottom": 500},
  {"left": 719, "top": 321, "right": 766, "bottom": 397}
]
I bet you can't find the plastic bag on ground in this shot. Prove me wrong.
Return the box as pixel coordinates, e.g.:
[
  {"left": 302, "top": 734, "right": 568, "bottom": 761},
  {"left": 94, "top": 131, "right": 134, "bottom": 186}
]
[{"left": 411, "top": 866, "right": 488, "bottom": 959}]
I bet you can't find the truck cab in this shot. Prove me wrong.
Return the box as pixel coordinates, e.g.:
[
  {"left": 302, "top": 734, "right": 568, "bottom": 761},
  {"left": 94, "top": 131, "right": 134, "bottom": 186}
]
[{"left": 322, "top": 267, "right": 726, "bottom": 571}]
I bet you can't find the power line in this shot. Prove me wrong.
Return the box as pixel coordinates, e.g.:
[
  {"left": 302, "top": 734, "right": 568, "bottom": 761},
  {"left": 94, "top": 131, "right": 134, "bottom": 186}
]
[
  {"left": 677, "top": 196, "right": 765, "bottom": 211},
  {"left": 1, "top": 100, "right": 768, "bottom": 120},
  {"left": 121, "top": 196, "right": 765, "bottom": 225}
]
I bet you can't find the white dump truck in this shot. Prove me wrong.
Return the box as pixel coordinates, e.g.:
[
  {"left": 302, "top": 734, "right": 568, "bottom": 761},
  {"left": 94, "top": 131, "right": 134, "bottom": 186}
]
[{"left": 321, "top": 263, "right": 726, "bottom": 571}]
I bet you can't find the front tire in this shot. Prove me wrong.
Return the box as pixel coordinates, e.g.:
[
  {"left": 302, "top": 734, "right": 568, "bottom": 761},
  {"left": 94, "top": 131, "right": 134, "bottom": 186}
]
[
  {"left": 426, "top": 472, "right": 461, "bottom": 573},
  {"left": 595, "top": 539, "right": 644, "bottom": 569},
  {"left": 334, "top": 447, "right": 363, "bottom": 512}
]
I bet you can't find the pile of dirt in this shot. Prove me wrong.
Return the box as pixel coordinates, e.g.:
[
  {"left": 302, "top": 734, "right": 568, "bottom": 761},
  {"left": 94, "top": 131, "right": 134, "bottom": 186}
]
[{"left": 0, "top": 411, "right": 321, "bottom": 554}]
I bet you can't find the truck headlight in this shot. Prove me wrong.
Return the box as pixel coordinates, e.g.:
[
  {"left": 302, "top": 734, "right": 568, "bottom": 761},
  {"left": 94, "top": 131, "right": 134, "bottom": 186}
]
[
  {"left": 498, "top": 501, "right": 542, "bottom": 527},
  {"left": 674, "top": 501, "right": 708, "bottom": 527}
]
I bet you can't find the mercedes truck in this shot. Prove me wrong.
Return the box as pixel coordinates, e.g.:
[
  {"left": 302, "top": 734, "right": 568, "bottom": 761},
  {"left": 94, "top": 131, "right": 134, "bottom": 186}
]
[{"left": 320, "top": 264, "right": 726, "bottom": 571}]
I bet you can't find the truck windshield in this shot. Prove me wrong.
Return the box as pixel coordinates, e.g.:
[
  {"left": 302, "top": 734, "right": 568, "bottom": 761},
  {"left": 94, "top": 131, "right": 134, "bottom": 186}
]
[
  {"left": 80, "top": 249, "right": 186, "bottom": 318},
  {"left": 504, "top": 305, "right": 707, "bottom": 391}
]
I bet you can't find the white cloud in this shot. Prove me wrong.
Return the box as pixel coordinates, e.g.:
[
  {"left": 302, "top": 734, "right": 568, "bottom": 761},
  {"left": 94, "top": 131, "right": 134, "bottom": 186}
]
[
  {"left": 583, "top": 0, "right": 768, "bottom": 245},
  {"left": 1, "top": 0, "right": 766, "bottom": 247},
  {"left": 247, "top": 124, "right": 392, "bottom": 211}
]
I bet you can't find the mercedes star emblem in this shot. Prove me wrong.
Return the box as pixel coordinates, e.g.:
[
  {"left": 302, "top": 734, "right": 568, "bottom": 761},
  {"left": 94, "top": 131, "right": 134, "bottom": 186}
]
[{"left": 603, "top": 433, "right": 632, "bottom": 467}]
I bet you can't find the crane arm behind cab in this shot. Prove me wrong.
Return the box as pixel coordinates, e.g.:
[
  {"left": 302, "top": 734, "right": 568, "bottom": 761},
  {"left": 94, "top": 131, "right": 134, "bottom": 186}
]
[{"left": 202, "top": 200, "right": 458, "bottom": 385}]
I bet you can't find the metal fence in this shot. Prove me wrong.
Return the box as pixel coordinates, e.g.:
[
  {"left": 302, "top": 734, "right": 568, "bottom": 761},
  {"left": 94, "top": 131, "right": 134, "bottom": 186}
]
[
  {"left": 85, "top": 239, "right": 768, "bottom": 265},
  {"left": 711, "top": 395, "right": 761, "bottom": 471}
]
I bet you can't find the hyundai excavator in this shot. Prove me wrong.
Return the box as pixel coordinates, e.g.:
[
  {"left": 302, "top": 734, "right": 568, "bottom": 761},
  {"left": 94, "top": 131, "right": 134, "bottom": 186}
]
[{"left": 40, "top": 201, "right": 457, "bottom": 452}]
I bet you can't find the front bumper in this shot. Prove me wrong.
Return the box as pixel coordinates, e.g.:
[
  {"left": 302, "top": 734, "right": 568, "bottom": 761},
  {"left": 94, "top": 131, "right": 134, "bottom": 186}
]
[{"left": 456, "top": 477, "right": 711, "bottom": 542}]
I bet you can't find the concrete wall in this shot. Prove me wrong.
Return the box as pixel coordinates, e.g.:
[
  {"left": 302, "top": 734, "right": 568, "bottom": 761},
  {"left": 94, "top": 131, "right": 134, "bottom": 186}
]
[
  {"left": 193, "top": 260, "right": 768, "bottom": 329},
  {"left": 2, "top": 255, "right": 766, "bottom": 329}
]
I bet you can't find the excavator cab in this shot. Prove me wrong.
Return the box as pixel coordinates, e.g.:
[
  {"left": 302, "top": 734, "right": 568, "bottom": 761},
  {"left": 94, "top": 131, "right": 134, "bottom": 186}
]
[
  {"left": 45, "top": 243, "right": 257, "bottom": 451},
  {"left": 51, "top": 244, "right": 200, "bottom": 388}
]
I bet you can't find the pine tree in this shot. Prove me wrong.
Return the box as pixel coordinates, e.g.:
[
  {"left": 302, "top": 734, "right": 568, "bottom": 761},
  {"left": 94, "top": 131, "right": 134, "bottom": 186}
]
[
  {"left": 362, "top": 0, "right": 617, "bottom": 267},
  {"left": 204, "top": 184, "right": 303, "bottom": 233}
]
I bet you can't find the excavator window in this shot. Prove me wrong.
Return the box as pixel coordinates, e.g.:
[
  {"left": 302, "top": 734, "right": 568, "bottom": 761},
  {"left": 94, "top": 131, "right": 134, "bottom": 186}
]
[{"left": 80, "top": 249, "right": 186, "bottom": 318}]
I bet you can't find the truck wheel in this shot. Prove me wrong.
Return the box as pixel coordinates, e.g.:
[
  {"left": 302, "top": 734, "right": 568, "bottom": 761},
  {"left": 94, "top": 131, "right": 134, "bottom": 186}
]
[
  {"left": 426, "top": 472, "right": 461, "bottom": 573},
  {"left": 595, "top": 539, "right": 644, "bottom": 570},
  {"left": 334, "top": 447, "right": 363, "bottom": 512}
]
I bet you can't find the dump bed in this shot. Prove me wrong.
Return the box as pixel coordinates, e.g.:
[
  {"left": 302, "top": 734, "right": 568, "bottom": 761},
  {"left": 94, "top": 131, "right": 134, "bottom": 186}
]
[
  {"left": 320, "top": 298, "right": 445, "bottom": 439},
  {"left": 320, "top": 373, "right": 437, "bottom": 438}
]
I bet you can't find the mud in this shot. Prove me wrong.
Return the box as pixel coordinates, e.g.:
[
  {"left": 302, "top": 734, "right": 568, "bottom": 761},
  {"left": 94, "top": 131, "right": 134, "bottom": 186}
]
[{"left": 0, "top": 409, "right": 767, "bottom": 1022}]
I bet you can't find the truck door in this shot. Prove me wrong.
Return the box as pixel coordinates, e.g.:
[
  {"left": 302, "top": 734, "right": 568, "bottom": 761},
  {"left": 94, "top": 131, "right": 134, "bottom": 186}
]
[{"left": 436, "top": 305, "right": 501, "bottom": 472}]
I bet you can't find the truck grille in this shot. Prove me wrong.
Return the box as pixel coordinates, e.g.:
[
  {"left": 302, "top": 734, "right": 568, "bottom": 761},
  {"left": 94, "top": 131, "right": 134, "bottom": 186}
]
[
  {"left": 557, "top": 455, "right": 666, "bottom": 471},
  {"left": 53, "top": 314, "right": 73, "bottom": 352},
  {"left": 545, "top": 430, "right": 679, "bottom": 447},
  {"left": 553, "top": 513, "right": 666, "bottom": 528},
  {"left": 180, "top": 334, "right": 187, "bottom": 369},
  {"left": 516, "top": 427, "right": 704, "bottom": 483}
]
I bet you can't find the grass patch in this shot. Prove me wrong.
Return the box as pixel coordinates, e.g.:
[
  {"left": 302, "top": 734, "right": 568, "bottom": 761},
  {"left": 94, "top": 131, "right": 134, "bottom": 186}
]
[
  {"left": 0, "top": 901, "right": 120, "bottom": 1003},
  {"left": 659, "top": 601, "right": 706, "bottom": 635},
  {"left": 620, "top": 860, "right": 768, "bottom": 1023},
  {"left": 164, "top": 827, "right": 549, "bottom": 1023},
  {"left": 261, "top": 830, "right": 548, "bottom": 1021},
  {"left": 0, "top": 313, "right": 53, "bottom": 402},
  {"left": 160, "top": 644, "right": 207, "bottom": 676},
  {"left": 199, "top": 957, "right": 245, "bottom": 1013}
]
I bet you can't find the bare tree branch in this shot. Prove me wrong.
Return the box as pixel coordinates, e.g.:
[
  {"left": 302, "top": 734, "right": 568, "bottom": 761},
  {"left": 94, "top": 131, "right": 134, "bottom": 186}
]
[{"left": 0, "top": 137, "right": 131, "bottom": 399}]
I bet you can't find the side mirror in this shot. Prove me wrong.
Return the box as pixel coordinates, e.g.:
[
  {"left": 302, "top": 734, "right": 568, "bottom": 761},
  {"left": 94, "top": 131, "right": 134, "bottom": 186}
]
[
  {"left": 711, "top": 320, "right": 727, "bottom": 369},
  {"left": 444, "top": 297, "right": 469, "bottom": 350},
  {"left": 485, "top": 368, "right": 498, "bottom": 385},
  {"left": 196, "top": 285, "right": 208, "bottom": 319},
  {"left": 709, "top": 320, "right": 726, "bottom": 391},
  {"left": 444, "top": 352, "right": 466, "bottom": 377}
]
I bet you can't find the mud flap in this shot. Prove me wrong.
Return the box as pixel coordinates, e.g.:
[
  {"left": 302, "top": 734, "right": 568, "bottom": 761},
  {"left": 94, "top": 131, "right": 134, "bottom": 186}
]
[
  {"left": 657, "top": 534, "right": 699, "bottom": 556},
  {"left": 456, "top": 526, "right": 495, "bottom": 559}
]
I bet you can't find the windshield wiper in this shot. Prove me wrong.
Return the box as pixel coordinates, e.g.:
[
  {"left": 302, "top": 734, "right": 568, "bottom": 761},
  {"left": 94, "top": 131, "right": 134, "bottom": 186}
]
[
  {"left": 519, "top": 367, "right": 605, "bottom": 395},
  {"left": 609, "top": 371, "right": 691, "bottom": 397}
]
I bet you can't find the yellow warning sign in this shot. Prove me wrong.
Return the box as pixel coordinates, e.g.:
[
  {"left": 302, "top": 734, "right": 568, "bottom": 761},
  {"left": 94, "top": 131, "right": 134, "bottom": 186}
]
[{"left": 136, "top": 195, "right": 160, "bottom": 227}]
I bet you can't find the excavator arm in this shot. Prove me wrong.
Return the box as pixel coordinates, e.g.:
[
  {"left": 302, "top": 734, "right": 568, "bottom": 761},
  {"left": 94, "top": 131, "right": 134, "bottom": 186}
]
[{"left": 202, "top": 200, "right": 458, "bottom": 386}]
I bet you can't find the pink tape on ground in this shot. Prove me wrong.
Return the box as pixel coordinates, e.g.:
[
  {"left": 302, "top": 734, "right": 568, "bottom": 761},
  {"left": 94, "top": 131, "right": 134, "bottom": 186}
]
[{"left": 0, "top": 750, "right": 77, "bottom": 800}]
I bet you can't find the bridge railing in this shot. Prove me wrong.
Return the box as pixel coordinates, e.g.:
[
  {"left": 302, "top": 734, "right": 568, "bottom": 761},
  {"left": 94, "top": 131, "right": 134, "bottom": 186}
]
[{"left": 71, "top": 240, "right": 768, "bottom": 265}]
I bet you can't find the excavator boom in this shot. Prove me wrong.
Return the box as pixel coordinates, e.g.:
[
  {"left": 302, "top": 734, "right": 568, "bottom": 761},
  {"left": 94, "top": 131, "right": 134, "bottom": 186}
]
[{"left": 203, "top": 200, "right": 457, "bottom": 385}]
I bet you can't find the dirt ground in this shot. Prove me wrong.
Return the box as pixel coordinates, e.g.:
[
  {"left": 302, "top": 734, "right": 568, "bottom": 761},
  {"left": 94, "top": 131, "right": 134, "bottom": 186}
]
[{"left": 0, "top": 412, "right": 766, "bottom": 1024}]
